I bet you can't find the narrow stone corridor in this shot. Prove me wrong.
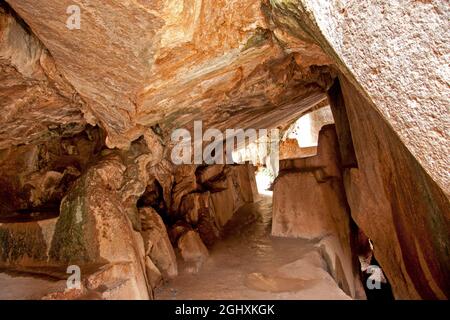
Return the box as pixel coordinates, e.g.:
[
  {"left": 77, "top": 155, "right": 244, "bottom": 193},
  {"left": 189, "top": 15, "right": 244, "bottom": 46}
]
[
  {"left": 0, "top": 1, "right": 448, "bottom": 302},
  {"left": 155, "top": 196, "right": 351, "bottom": 300}
]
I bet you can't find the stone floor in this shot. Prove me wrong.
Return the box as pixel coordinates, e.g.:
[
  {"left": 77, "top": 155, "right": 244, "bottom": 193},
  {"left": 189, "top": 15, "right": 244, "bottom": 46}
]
[{"left": 155, "top": 196, "right": 350, "bottom": 300}]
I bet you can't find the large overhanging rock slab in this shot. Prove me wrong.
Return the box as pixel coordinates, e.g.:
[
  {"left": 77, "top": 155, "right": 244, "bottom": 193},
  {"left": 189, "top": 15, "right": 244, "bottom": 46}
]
[
  {"left": 0, "top": 4, "right": 86, "bottom": 149},
  {"left": 332, "top": 77, "right": 450, "bottom": 300},
  {"left": 5, "top": 0, "right": 161, "bottom": 148},
  {"left": 269, "top": 0, "right": 450, "bottom": 194},
  {"left": 5, "top": 0, "right": 333, "bottom": 149}
]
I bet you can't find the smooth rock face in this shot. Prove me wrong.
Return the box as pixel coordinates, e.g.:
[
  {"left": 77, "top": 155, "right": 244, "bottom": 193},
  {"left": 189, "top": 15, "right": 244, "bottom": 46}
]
[
  {"left": 329, "top": 77, "right": 450, "bottom": 300},
  {"left": 231, "top": 164, "right": 259, "bottom": 204},
  {"left": 272, "top": 125, "right": 363, "bottom": 299},
  {"left": 272, "top": 171, "right": 346, "bottom": 239},
  {"left": 208, "top": 164, "right": 258, "bottom": 228},
  {"left": 316, "top": 235, "right": 366, "bottom": 300},
  {"left": 269, "top": 0, "right": 450, "bottom": 195}
]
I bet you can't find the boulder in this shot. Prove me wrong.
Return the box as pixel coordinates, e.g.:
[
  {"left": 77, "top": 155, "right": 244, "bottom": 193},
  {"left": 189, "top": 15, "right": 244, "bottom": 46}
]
[
  {"left": 177, "top": 191, "right": 220, "bottom": 246},
  {"left": 47, "top": 155, "right": 151, "bottom": 300},
  {"left": 204, "top": 175, "right": 229, "bottom": 192},
  {"left": 179, "top": 192, "right": 213, "bottom": 225},
  {"left": 168, "top": 221, "right": 191, "bottom": 245},
  {"left": 178, "top": 230, "right": 209, "bottom": 273},
  {"left": 196, "top": 207, "right": 221, "bottom": 247},
  {"left": 139, "top": 207, "right": 178, "bottom": 279},
  {"left": 179, "top": 193, "right": 201, "bottom": 225}
]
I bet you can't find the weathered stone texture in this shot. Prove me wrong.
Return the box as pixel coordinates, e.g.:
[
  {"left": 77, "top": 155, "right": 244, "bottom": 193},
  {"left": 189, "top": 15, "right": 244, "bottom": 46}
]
[
  {"left": 0, "top": 3, "right": 86, "bottom": 149},
  {"left": 3, "top": 0, "right": 332, "bottom": 149},
  {"left": 0, "top": 0, "right": 448, "bottom": 301},
  {"left": 272, "top": 125, "right": 363, "bottom": 299},
  {"left": 269, "top": 0, "right": 450, "bottom": 195},
  {"left": 332, "top": 77, "right": 450, "bottom": 300},
  {"left": 178, "top": 230, "right": 209, "bottom": 268},
  {"left": 140, "top": 207, "right": 178, "bottom": 279}
]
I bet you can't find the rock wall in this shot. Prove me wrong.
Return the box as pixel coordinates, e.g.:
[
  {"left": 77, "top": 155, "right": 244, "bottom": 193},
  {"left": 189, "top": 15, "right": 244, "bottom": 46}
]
[
  {"left": 279, "top": 139, "right": 316, "bottom": 159},
  {"left": 0, "top": 131, "right": 163, "bottom": 299},
  {"left": 4, "top": 0, "right": 332, "bottom": 149},
  {"left": 0, "top": 124, "right": 259, "bottom": 298},
  {"left": 0, "top": 218, "right": 58, "bottom": 268},
  {"left": 272, "top": 125, "right": 364, "bottom": 299},
  {"left": 167, "top": 163, "right": 259, "bottom": 258},
  {"left": 51, "top": 155, "right": 152, "bottom": 299},
  {"left": 0, "top": 0, "right": 447, "bottom": 301},
  {"left": 0, "top": 125, "right": 104, "bottom": 223},
  {"left": 0, "top": 3, "right": 86, "bottom": 149},
  {"left": 1, "top": 154, "right": 153, "bottom": 299},
  {"left": 329, "top": 77, "right": 450, "bottom": 300},
  {"left": 269, "top": 0, "right": 450, "bottom": 196},
  {"left": 267, "top": 0, "right": 450, "bottom": 300}
]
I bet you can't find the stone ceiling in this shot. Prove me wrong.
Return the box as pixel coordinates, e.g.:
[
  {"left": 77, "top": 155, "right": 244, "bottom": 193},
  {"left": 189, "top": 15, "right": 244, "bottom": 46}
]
[{"left": 1, "top": 0, "right": 333, "bottom": 151}]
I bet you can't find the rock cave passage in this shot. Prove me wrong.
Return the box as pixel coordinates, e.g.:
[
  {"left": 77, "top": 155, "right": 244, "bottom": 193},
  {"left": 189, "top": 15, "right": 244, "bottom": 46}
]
[
  {"left": 155, "top": 195, "right": 356, "bottom": 300},
  {"left": 0, "top": 1, "right": 449, "bottom": 301},
  {"left": 0, "top": 104, "right": 420, "bottom": 301}
]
